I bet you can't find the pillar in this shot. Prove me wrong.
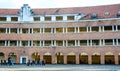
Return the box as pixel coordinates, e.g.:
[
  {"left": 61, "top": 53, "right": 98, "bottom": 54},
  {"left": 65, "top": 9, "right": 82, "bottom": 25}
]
[
  {"left": 88, "top": 55, "right": 92, "bottom": 64},
  {"left": 76, "top": 54, "right": 79, "bottom": 64},
  {"left": 40, "top": 55, "right": 43, "bottom": 60},
  {"left": 64, "top": 55, "right": 67, "bottom": 64},
  {"left": 115, "top": 55, "right": 118, "bottom": 65},
  {"left": 99, "top": 26, "right": 101, "bottom": 32},
  {"left": 112, "top": 25, "right": 114, "bottom": 32},
  {"left": 116, "top": 25, "right": 118, "bottom": 31},
  {"left": 101, "top": 54, "right": 105, "bottom": 64},
  {"left": 52, "top": 55, "right": 56, "bottom": 64}
]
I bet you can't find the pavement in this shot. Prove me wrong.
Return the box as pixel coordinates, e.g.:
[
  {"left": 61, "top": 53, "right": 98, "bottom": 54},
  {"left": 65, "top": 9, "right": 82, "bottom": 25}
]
[{"left": 0, "top": 64, "right": 120, "bottom": 71}]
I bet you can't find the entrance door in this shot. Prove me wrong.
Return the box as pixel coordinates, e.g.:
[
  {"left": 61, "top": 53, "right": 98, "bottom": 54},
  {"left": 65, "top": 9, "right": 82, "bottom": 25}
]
[
  {"left": 20, "top": 56, "right": 28, "bottom": 64},
  {"left": 22, "top": 58, "right": 26, "bottom": 64}
]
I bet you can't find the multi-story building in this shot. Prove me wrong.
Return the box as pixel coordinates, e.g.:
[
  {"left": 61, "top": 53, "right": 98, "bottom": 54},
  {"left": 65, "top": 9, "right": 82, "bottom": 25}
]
[{"left": 0, "top": 4, "right": 120, "bottom": 64}]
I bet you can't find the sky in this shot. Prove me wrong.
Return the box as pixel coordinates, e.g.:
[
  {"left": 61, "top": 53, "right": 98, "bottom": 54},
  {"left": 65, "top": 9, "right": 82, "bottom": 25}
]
[{"left": 0, "top": 0, "right": 120, "bottom": 9}]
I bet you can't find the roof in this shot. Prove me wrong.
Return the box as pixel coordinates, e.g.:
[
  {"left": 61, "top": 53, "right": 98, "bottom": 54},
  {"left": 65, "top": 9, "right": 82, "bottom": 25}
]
[{"left": 0, "top": 4, "right": 119, "bottom": 19}]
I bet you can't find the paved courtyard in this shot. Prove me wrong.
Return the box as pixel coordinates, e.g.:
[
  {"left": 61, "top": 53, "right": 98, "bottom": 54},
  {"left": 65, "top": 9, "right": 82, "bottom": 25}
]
[{"left": 0, "top": 64, "right": 120, "bottom": 71}]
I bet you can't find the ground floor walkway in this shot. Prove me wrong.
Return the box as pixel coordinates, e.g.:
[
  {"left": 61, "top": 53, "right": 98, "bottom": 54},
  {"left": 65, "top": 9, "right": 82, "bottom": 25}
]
[{"left": 0, "top": 65, "right": 120, "bottom": 71}]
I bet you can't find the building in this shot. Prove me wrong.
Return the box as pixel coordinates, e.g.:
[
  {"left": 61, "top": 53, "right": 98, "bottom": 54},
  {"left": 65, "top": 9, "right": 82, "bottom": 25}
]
[{"left": 0, "top": 4, "right": 120, "bottom": 64}]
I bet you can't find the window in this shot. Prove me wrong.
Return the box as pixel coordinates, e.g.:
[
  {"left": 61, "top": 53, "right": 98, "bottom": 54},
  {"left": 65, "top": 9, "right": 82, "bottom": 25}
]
[
  {"left": 10, "top": 41, "right": 17, "bottom": 46},
  {"left": 92, "top": 26, "right": 99, "bottom": 32},
  {"left": 105, "top": 39, "right": 113, "bottom": 45},
  {"left": 117, "top": 11, "right": 120, "bottom": 18},
  {"left": 67, "top": 16, "right": 74, "bottom": 20},
  {"left": 45, "top": 40, "right": 51, "bottom": 46},
  {"left": 104, "top": 26, "right": 112, "bottom": 31},
  {"left": 56, "top": 40, "right": 63, "bottom": 46},
  {"left": 0, "top": 28, "right": 6, "bottom": 33},
  {"left": 92, "top": 40, "right": 99, "bottom": 46},
  {"left": 34, "top": 17, "right": 40, "bottom": 21},
  {"left": 44, "top": 28, "right": 51, "bottom": 33},
  {"left": 22, "top": 41, "right": 28, "bottom": 46},
  {"left": 79, "top": 27, "right": 87, "bottom": 32},
  {"left": 67, "top": 27, "right": 75, "bottom": 33},
  {"left": 80, "top": 40, "right": 87, "bottom": 46},
  {"left": 22, "top": 28, "right": 29, "bottom": 34},
  {"left": 0, "top": 17, "right": 6, "bottom": 21},
  {"left": 0, "top": 41, "right": 5, "bottom": 46},
  {"left": 33, "top": 41, "right": 40, "bottom": 46},
  {"left": 68, "top": 40, "right": 75, "bottom": 46},
  {"left": 45, "top": 17, "right": 51, "bottom": 21},
  {"left": 91, "top": 13, "right": 98, "bottom": 19},
  {"left": 56, "top": 16, "right": 63, "bottom": 21},
  {"left": 33, "top": 28, "right": 40, "bottom": 33},
  {"left": 10, "top": 28, "right": 17, "bottom": 33},
  {"left": 56, "top": 28, "right": 63, "bottom": 33},
  {"left": 11, "top": 17, "right": 18, "bottom": 21}
]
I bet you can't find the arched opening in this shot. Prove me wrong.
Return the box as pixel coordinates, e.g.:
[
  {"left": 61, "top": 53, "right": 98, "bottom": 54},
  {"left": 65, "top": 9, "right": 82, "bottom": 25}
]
[
  {"left": 118, "top": 53, "right": 120, "bottom": 64},
  {"left": 105, "top": 52, "right": 115, "bottom": 64},
  {"left": 92, "top": 53, "right": 100, "bottom": 64},
  {"left": 56, "top": 52, "right": 64, "bottom": 64},
  {"left": 8, "top": 52, "right": 17, "bottom": 64},
  {"left": 79, "top": 52, "right": 88, "bottom": 64},
  {"left": 32, "top": 52, "right": 40, "bottom": 64},
  {"left": 43, "top": 52, "right": 52, "bottom": 64},
  {"left": 0, "top": 52, "right": 4, "bottom": 64},
  {"left": 67, "top": 52, "right": 76, "bottom": 64}
]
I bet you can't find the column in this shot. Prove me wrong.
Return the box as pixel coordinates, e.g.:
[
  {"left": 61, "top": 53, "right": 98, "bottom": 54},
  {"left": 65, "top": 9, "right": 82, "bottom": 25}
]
[
  {"left": 75, "top": 40, "right": 77, "bottom": 46},
  {"left": 112, "top": 25, "right": 114, "bottom": 32},
  {"left": 116, "top": 25, "right": 118, "bottom": 31},
  {"left": 113, "top": 39, "right": 115, "bottom": 46},
  {"left": 5, "top": 40, "right": 7, "bottom": 46},
  {"left": 78, "top": 27, "right": 80, "bottom": 33},
  {"left": 54, "top": 28, "right": 56, "bottom": 34},
  {"left": 28, "top": 41, "right": 30, "bottom": 46},
  {"left": 88, "top": 55, "right": 92, "bottom": 64},
  {"left": 74, "top": 27, "right": 76, "bottom": 33},
  {"left": 40, "top": 28, "right": 42, "bottom": 34},
  {"left": 90, "top": 26, "right": 92, "bottom": 32},
  {"left": 20, "top": 28, "right": 22, "bottom": 34},
  {"left": 8, "top": 40, "right": 10, "bottom": 46},
  {"left": 116, "top": 39, "right": 118, "bottom": 46},
  {"left": 102, "top": 26, "right": 104, "bottom": 32},
  {"left": 40, "top": 40, "right": 41, "bottom": 46},
  {"left": 17, "top": 28, "right": 19, "bottom": 34},
  {"left": 76, "top": 54, "right": 79, "bottom": 64},
  {"left": 66, "top": 40, "right": 68, "bottom": 47},
  {"left": 52, "top": 55, "right": 56, "bottom": 64},
  {"left": 4, "top": 54, "right": 8, "bottom": 60},
  {"left": 99, "top": 26, "right": 101, "bottom": 32},
  {"left": 90, "top": 40, "right": 92, "bottom": 46},
  {"left": 43, "top": 40, "right": 45, "bottom": 46},
  {"left": 8, "top": 28, "right": 10, "bottom": 34},
  {"left": 40, "top": 55, "right": 43, "bottom": 60},
  {"left": 87, "top": 26, "right": 89, "bottom": 32},
  {"left": 100, "top": 39, "right": 102, "bottom": 46},
  {"left": 101, "top": 54, "right": 105, "bottom": 64},
  {"left": 28, "top": 28, "right": 30, "bottom": 34},
  {"left": 17, "top": 40, "right": 19, "bottom": 46},
  {"left": 43, "top": 28, "right": 44, "bottom": 34},
  {"left": 63, "top": 40, "right": 65, "bottom": 46},
  {"left": 87, "top": 40, "right": 89, "bottom": 46},
  {"left": 51, "top": 28, "right": 53, "bottom": 34},
  {"left": 31, "top": 28, "right": 33, "bottom": 34},
  {"left": 7, "top": 16, "right": 11, "bottom": 21},
  {"left": 63, "top": 28, "right": 64, "bottom": 33},
  {"left": 51, "top": 40, "right": 54, "bottom": 46},
  {"left": 103, "top": 39, "right": 105, "bottom": 46},
  {"left": 64, "top": 55, "right": 67, "bottom": 64},
  {"left": 78, "top": 40, "right": 80, "bottom": 46},
  {"left": 6, "top": 28, "right": 7, "bottom": 34},
  {"left": 20, "top": 40, "right": 22, "bottom": 46},
  {"left": 31, "top": 40, "right": 33, "bottom": 47},
  {"left": 66, "top": 27, "right": 67, "bottom": 33},
  {"left": 115, "top": 55, "right": 119, "bottom": 65}
]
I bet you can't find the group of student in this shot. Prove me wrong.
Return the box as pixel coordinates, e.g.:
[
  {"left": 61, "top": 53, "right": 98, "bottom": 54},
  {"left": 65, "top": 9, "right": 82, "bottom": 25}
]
[
  {"left": 0, "top": 57, "right": 14, "bottom": 65},
  {"left": 27, "top": 59, "right": 46, "bottom": 66}
]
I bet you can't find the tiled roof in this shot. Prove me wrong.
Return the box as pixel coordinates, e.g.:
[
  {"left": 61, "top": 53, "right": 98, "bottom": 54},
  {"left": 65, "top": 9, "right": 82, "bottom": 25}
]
[{"left": 0, "top": 4, "right": 119, "bottom": 19}]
